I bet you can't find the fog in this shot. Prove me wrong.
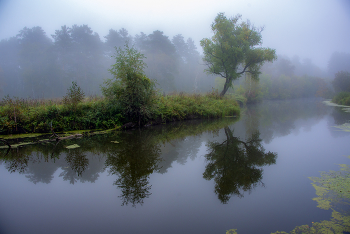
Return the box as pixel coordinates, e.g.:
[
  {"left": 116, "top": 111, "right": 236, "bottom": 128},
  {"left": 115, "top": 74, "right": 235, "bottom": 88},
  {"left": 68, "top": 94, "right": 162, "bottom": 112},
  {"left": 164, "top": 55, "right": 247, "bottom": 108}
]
[
  {"left": 0, "top": 0, "right": 350, "bottom": 98},
  {"left": 1, "top": 0, "right": 349, "bottom": 67}
]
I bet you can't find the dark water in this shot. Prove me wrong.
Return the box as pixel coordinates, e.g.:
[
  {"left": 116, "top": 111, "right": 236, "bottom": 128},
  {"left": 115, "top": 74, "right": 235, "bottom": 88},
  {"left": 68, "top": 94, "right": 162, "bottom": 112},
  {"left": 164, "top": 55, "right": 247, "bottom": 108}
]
[{"left": 0, "top": 98, "right": 349, "bottom": 234}]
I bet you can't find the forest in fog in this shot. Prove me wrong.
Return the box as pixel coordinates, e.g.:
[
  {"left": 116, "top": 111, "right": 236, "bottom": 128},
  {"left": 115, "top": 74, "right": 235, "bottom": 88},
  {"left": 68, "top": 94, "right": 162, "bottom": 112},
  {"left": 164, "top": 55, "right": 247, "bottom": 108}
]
[
  {"left": 0, "top": 25, "right": 212, "bottom": 98},
  {"left": 0, "top": 24, "right": 350, "bottom": 100}
]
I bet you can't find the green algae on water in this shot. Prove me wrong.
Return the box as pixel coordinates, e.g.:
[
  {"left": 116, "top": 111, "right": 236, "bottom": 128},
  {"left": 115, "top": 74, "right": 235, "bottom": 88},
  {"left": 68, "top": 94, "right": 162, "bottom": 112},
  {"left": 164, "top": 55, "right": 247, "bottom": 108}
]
[{"left": 65, "top": 144, "right": 80, "bottom": 149}]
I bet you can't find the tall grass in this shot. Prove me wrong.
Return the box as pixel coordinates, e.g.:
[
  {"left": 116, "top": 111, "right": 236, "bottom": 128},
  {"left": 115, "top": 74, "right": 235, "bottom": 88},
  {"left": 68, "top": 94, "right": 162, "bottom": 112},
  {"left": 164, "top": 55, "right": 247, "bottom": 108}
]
[
  {"left": 0, "top": 92, "right": 240, "bottom": 135},
  {"left": 155, "top": 91, "right": 240, "bottom": 122}
]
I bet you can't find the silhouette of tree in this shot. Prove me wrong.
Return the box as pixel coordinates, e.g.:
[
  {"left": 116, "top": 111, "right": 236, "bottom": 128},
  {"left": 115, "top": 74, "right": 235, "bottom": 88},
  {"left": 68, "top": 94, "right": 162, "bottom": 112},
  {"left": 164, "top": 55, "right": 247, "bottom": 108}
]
[
  {"left": 105, "top": 130, "right": 161, "bottom": 207},
  {"left": 203, "top": 127, "right": 277, "bottom": 203}
]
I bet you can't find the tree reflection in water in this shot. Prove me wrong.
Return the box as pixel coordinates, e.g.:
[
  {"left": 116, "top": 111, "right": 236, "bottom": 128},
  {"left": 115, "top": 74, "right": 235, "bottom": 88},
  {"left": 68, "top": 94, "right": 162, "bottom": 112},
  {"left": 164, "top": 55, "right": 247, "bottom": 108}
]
[
  {"left": 203, "top": 127, "right": 277, "bottom": 203},
  {"left": 60, "top": 150, "right": 89, "bottom": 184},
  {"left": 105, "top": 130, "right": 162, "bottom": 207}
]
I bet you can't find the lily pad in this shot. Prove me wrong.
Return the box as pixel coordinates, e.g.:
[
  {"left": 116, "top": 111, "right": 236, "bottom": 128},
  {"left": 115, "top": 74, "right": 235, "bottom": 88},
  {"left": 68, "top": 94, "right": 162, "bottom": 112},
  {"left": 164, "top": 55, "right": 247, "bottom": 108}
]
[
  {"left": 334, "top": 123, "right": 350, "bottom": 132},
  {"left": 65, "top": 144, "right": 80, "bottom": 149},
  {"left": 111, "top": 141, "right": 119, "bottom": 143}
]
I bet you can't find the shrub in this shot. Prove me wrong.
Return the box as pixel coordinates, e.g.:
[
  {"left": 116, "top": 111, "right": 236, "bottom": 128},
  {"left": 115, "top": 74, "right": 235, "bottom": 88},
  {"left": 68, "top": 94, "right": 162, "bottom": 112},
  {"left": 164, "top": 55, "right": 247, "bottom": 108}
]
[
  {"left": 102, "top": 45, "right": 157, "bottom": 126},
  {"left": 63, "top": 81, "right": 85, "bottom": 111},
  {"left": 332, "top": 92, "right": 350, "bottom": 106}
]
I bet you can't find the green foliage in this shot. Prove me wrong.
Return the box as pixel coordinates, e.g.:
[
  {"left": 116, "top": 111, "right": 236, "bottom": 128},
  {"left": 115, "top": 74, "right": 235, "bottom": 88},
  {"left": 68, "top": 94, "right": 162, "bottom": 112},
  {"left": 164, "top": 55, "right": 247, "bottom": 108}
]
[
  {"left": 332, "top": 92, "right": 350, "bottom": 106},
  {"left": 0, "top": 92, "right": 241, "bottom": 135},
  {"left": 0, "top": 97, "right": 122, "bottom": 134},
  {"left": 102, "top": 45, "right": 156, "bottom": 125},
  {"left": 332, "top": 71, "right": 350, "bottom": 93},
  {"left": 154, "top": 92, "right": 240, "bottom": 122},
  {"left": 63, "top": 81, "right": 85, "bottom": 110},
  {"left": 200, "top": 12, "right": 276, "bottom": 96},
  {"left": 0, "top": 95, "right": 29, "bottom": 133}
]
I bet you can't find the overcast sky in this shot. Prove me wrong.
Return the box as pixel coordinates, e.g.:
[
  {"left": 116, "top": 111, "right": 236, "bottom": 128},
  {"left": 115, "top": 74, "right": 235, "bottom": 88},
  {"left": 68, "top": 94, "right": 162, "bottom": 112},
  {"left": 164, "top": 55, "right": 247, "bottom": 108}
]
[{"left": 0, "top": 0, "right": 349, "bottom": 68}]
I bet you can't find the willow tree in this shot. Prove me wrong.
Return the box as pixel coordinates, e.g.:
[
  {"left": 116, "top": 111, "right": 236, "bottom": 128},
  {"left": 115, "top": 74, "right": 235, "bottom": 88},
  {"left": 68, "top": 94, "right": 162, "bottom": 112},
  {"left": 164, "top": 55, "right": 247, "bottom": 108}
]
[{"left": 200, "top": 13, "right": 276, "bottom": 96}]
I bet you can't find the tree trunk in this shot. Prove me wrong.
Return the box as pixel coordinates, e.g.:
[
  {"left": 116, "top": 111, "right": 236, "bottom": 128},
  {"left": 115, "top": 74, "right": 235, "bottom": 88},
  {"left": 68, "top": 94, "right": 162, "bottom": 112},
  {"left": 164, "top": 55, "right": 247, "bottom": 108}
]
[{"left": 220, "top": 78, "right": 231, "bottom": 97}]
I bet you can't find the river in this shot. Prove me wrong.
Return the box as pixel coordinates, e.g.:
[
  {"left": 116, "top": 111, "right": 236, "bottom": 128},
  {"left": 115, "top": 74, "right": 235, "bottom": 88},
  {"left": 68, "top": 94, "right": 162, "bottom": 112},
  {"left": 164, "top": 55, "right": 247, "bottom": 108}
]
[{"left": 0, "top": 98, "right": 349, "bottom": 234}]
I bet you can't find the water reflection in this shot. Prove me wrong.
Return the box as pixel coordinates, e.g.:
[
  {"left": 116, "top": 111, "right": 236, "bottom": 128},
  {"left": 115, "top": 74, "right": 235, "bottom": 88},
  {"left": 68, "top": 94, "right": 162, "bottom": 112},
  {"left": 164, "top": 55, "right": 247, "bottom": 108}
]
[
  {"left": 61, "top": 150, "right": 89, "bottom": 183},
  {"left": 0, "top": 99, "right": 349, "bottom": 208},
  {"left": 203, "top": 127, "right": 277, "bottom": 203},
  {"left": 5, "top": 151, "right": 30, "bottom": 174},
  {"left": 245, "top": 98, "right": 330, "bottom": 143},
  {"left": 105, "top": 130, "right": 162, "bottom": 207}
]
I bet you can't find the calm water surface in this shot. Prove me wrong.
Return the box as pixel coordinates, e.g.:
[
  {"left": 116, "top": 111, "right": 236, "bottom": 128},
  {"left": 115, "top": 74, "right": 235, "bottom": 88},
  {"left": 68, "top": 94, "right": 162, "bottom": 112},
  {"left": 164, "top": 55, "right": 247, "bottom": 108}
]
[{"left": 0, "top": 98, "right": 349, "bottom": 234}]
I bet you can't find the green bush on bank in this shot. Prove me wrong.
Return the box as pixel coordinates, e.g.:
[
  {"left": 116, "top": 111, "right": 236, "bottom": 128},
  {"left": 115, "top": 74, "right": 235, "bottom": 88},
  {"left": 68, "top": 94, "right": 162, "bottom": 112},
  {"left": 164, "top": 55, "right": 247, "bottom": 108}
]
[
  {"left": 102, "top": 45, "right": 157, "bottom": 126},
  {"left": 332, "top": 92, "right": 350, "bottom": 106}
]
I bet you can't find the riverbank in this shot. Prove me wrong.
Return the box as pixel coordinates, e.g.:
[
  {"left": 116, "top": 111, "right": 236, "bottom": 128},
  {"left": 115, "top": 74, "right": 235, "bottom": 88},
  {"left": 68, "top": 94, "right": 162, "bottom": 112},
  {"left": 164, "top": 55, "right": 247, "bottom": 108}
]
[
  {"left": 332, "top": 91, "right": 350, "bottom": 106},
  {"left": 0, "top": 92, "right": 240, "bottom": 135}
]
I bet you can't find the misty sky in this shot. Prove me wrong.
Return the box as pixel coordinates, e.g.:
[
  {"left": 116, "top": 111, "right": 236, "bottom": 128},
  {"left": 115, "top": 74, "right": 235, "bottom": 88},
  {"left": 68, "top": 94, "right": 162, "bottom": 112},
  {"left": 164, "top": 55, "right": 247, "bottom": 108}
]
[{"left": 0, "top": 0, "right": 349, "bottom": 68}]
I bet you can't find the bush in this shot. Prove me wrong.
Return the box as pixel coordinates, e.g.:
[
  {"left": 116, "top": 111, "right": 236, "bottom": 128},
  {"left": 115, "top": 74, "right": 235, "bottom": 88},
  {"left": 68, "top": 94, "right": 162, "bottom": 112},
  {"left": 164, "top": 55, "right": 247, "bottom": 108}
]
[
  {"left": 332, "top": 92, "right": 350, "bottom": 106},
  {"left": 63, "top": 81, "right": 85, "bottom": 111},
  {"left": 102, "top": 45, "right": 157, "bottom": 126}
]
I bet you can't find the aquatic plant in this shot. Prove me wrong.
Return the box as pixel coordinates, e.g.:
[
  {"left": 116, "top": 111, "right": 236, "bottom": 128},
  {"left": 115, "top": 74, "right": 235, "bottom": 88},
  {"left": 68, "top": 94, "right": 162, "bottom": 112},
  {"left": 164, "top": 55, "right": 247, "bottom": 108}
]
[
  {"left": 334, "top": 123, "right": 350, "bottom": 132},
  {"left": 227, "top": 157, "right": 350, "bottom": 234}
]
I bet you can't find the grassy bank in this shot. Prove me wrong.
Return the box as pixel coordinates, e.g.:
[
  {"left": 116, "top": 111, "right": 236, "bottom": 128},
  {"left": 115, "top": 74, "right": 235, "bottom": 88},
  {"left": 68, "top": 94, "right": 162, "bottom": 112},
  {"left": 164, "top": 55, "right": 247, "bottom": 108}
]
[
  {"left": 0, "top": 92, "right": 240, "bottom": 135},
  {"left": 332, "top": 91, "right": 350, "bottom": 106}
]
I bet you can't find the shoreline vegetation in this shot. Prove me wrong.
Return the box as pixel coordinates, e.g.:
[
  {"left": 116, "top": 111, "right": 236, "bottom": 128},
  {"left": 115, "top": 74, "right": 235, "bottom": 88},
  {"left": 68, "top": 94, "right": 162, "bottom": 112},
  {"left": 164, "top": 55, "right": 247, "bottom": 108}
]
[
  {"left": 332, "top": 91, "right": 350, "bottom": 106},
  {"left": 0, "top": 45, "right": 240, "bottom": 140},
  {"left": 0, "top": 91, "right": 240, "bottom": 138}
]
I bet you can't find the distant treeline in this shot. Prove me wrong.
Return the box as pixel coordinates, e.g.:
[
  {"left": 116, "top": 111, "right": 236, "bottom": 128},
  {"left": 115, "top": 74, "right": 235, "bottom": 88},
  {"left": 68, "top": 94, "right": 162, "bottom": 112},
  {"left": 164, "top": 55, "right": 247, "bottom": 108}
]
[
  {"left": 215, "top": 53, "right": 350, "bottom": 102},
  {"left": 1, "top": 25, "right": 349, "bottom": 100},
  {"left": 0, "top": 25, "right": 213, "bottom": 99}
]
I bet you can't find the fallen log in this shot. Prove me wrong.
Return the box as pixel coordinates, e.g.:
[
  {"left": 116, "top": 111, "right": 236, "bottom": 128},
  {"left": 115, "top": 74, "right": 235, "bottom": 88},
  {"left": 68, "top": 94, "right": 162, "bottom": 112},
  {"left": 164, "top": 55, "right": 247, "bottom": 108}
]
[{"left": 0, "top": 138, "right": 11, "bottom": 148}]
